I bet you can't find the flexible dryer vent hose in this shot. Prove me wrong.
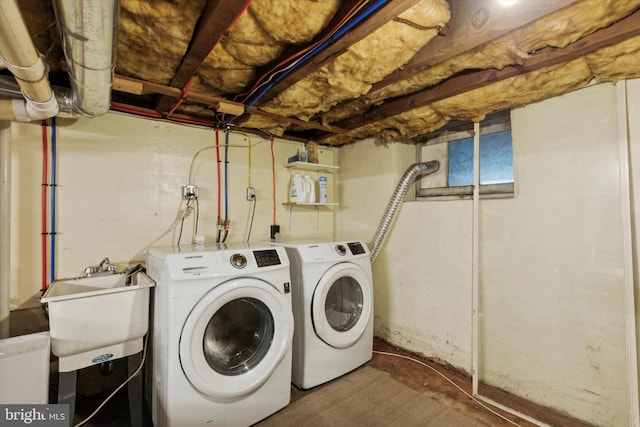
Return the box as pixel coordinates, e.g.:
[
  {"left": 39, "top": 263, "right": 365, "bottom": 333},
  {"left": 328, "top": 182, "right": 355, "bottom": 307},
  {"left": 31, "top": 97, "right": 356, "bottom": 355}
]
[{"left": 368, "top": 161, "right": 440, "bottom": 264}]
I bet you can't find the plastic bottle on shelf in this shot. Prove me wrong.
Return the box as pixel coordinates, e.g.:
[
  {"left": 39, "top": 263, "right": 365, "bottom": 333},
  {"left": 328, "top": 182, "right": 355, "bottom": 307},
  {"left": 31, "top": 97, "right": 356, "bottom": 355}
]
[
  {"left": 307, "top": 139, "right": 318, "bottom": 163},
  {"left": 318, "top": 174, "right": 328, "bottom": 203},
  {"left": 289, "top": 172, "right": 306, "bottom": 203},
  {"left": 299, "top": 145, "right": 308, "bottom": 163},
  {"left": 304, "top": 174, "right": 316, "bottom": 203}
]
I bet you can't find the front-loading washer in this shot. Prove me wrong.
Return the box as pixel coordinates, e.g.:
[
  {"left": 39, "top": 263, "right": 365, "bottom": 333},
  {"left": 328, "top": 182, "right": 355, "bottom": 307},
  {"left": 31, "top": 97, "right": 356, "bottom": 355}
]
[
  {"left": 146, "top": 243, "right": 293, "bottom": 427},
  {"left": 272, "top": 240, "right": 373, "bottom": 389}
]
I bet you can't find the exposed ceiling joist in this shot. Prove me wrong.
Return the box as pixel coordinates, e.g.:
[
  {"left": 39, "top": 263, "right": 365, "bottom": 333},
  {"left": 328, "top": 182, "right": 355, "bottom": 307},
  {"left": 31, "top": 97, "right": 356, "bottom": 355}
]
[
  {"left": 248, "top": 0, "right": 423, "bottom": 106},
  {"left": 114, "top": 74, "right": 347, "bottom": 134},
  {"left": 154, "top": 0, "right": 251, "bottom": 113},
  {"left": 372, "top": 0, "right": 577, "bottom": 91},
  {"left": 324, "top": 7, "right": 640, "bottom": 136},
  {"left": 7, "top": 0, "right": 640, "bottom": 145}
]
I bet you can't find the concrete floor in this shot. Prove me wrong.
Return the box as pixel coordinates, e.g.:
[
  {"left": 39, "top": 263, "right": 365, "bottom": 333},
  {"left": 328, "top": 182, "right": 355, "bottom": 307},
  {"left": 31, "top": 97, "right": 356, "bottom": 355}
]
[{"left": 7, "top": 308, "right": 588, "bottom": 427}]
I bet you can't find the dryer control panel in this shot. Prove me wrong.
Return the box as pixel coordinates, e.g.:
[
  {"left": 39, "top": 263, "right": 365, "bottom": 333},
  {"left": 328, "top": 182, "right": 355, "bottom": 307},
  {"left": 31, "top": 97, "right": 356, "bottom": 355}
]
[{"left": 253, "top": 249, "right": 282, "bottom": 268}]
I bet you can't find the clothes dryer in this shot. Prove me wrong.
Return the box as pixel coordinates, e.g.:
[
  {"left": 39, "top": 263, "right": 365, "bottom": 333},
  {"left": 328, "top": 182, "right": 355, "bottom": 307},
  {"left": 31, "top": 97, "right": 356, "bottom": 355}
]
[
  {"left": 272, "top": 240, "right": 373, "bottom": 389},
  {"left": 146, "top": 243, "right": 293, "bottom": 427}
]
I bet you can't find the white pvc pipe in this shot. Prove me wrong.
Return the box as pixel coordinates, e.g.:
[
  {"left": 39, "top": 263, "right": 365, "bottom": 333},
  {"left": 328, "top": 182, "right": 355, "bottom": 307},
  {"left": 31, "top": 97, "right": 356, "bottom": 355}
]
[
  {"left": 471, "top": 121, "right": 480, "bottom": 394},
  {"left": 0, "top": 121, "right": 11, "bottom": 339},
  {"left": 0, "top": 0, "right": 59, "bottom": 121},
  {"left": 616, "top": 79, "right": 640, "bottom": 427}
]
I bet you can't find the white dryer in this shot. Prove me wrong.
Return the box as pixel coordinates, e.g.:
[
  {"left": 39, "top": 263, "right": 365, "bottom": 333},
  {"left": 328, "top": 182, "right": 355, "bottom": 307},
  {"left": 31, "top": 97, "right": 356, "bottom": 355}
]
[
  {"left": 273, "top": 240, "right": 373, "bottom": 389},
  {"left": 146, "top": 243, "right": 293, "bottom": 427}
]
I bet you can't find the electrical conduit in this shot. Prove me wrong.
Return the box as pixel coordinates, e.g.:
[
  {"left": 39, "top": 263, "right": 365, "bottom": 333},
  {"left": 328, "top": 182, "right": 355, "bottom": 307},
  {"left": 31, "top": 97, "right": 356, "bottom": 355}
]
[{"left": 368, "top": 161, "right": 440, "bottom": 264}]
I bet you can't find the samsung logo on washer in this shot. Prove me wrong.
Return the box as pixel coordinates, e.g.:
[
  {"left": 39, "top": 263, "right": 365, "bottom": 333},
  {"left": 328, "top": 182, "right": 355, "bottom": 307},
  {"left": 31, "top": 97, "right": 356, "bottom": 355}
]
[{"left": 184, "top": 255, "right": 203, "bottom": 260}]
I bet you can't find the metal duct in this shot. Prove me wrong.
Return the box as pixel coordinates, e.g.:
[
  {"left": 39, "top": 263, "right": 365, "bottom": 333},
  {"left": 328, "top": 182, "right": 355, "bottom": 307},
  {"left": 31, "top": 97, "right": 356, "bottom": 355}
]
[
  {"left": 54, "top": 0, "right": 119, "bottom": 117},
  {"left": 368, "top": 161, "right": 440, "bottom": 264}
]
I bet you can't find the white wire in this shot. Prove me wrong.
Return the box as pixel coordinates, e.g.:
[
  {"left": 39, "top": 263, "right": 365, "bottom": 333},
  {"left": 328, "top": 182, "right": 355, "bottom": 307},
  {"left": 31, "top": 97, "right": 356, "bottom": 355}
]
[
  {"left": 73, "top": 335, "right": 149, "bottom": 427},
  {"left": 372, "top": 350, "right": 522, "bottom": 426},
  {"left": 188, "top": 139, "right": 266, "bottom": 184}
]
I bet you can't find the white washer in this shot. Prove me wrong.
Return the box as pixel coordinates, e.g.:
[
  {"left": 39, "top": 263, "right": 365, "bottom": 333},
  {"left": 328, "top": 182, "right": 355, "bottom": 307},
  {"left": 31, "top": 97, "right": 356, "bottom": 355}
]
[
  {"left": 146, "top": 243, "right": 293, "bottom": 427},
  {"left": 272, "top": 240, "right": 373, "bottom": 389}
]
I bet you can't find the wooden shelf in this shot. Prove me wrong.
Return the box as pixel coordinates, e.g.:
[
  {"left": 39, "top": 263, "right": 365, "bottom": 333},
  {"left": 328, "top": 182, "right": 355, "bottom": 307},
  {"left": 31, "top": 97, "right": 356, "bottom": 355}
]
[
  {"left": 285, "top": 162, "right": 339, "bottom": 172},
  {"left": 282, "top": 202, "right": 338, "bottom": 207}
]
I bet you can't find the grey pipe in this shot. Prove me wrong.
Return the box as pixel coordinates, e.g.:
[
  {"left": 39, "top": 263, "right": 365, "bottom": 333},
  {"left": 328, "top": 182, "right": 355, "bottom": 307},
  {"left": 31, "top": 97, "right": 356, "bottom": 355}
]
[{"left": 368, "top": 161, "right": 440, "bottom": 264}]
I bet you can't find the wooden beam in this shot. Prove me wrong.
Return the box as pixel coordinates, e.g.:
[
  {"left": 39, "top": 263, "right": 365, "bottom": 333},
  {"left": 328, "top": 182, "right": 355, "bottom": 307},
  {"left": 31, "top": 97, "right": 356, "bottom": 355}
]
[
  {"left": 248, "top": 0, "right": 422, "bottom": 106},
  {"left": 331, "top": 8, "right": 640, "bottom": 131},
  {"left": 372, "top": 0, "right": 577, "bottom": 91},
  {"left": 113, "top": 74, "right": 347, "bottom": 134},
  {"left": 154, "top": 0, "right": 250, "bottom": 113}
]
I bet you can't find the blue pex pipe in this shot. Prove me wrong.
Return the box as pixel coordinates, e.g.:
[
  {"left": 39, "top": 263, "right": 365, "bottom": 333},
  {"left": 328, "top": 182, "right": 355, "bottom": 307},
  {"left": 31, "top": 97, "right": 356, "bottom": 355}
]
[
  {"left": 223, "top": 0, "right": 390, "bottom": 125},
  {"left": 50, "top": 117, "right": 57, "bottom": 283},
  {"left": 240, "top": 0, "right": 391, "bottom": 113}
]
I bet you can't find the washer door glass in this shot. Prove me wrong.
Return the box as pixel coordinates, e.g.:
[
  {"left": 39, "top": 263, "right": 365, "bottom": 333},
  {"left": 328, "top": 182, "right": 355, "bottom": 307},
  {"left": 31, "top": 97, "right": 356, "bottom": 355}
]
[
  {"left": 312, "top": 263, "right": 372, "bottom": 349},
  {"left": 180, "top": 278, "right": 293, "bottom": 399},
  {"left": 203, "top": 297, "right": 274, "bottom": 376}
]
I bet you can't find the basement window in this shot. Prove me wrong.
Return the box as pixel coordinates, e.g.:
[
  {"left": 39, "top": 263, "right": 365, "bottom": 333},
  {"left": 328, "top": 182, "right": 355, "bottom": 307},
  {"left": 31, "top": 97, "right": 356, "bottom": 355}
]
[{"left": 416, "top": 110, "right": 514, "bottom": 199}]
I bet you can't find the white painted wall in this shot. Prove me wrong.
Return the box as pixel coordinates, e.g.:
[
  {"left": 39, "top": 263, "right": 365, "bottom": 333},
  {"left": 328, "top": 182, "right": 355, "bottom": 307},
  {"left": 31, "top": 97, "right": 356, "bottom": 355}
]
[
  {"left": 479, "top": 83, "right": 629, "bottom": 425},
  {"left": 338, "top": 81, "right": 639, "bottom": 426},
  {"left": 9, "top": 112, "right": 336, "bottom": 308}
]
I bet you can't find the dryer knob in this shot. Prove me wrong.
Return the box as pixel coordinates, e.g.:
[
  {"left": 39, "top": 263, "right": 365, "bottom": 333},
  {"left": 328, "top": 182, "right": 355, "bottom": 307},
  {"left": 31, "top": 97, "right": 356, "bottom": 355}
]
[
  {"left": 230, "top": 253, "right": 247, "bottom": 269},
  {"left": 335, "top": 244, "right": 347, "bottom": 256}
]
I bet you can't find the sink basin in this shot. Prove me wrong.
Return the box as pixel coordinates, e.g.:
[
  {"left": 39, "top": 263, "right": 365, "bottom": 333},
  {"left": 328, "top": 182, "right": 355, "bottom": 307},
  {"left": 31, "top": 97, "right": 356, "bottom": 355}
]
[{"left": 41, "top": 271, "right": 155, "bottom": 372}]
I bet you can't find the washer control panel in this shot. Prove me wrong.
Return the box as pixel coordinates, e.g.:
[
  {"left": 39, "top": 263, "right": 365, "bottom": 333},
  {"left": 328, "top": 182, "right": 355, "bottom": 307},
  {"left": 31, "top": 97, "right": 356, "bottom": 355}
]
[{"left": 335, "top": 244, "right": 347, "bottom": 256}]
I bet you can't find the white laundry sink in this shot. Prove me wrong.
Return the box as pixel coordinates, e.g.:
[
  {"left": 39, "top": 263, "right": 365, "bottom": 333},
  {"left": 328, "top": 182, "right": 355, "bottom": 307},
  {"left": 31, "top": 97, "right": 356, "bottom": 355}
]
[{"left": 41, "top": 271, "right": 155, "bottom": 372}]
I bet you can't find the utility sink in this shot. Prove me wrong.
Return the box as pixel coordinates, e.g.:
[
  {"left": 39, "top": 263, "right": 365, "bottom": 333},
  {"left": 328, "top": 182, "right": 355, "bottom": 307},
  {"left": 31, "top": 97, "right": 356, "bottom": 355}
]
[{"left": 41, "top": 271, "right": 155, "bottom": 372}]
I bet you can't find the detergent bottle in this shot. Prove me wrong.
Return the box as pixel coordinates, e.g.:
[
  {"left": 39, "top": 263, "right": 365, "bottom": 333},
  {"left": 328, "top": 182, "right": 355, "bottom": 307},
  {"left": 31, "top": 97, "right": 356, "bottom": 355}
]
[
  {"left": 289, "top": 172, "right": 306, "bottom": 203},
  {"left": 318, "top": 174, "right": 328, "bottom": 203},
  {"left": 304, "top": 174, "right": 316, "bottom": 203}
]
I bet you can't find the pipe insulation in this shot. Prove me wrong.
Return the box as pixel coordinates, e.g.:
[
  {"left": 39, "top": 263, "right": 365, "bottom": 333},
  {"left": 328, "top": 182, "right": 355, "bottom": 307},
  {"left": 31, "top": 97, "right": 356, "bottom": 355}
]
[
  {"left": 54, "top": 0, "right": 119, "bottom": 117},
  {"left": 368, "top": 161, "right": 440, "bottom": 264},
  {"left": 0, "top": 121, "right": 11, "bottom": 339},
  {"left": 0, "top": 0, "right": 59, "bottom": 121}
]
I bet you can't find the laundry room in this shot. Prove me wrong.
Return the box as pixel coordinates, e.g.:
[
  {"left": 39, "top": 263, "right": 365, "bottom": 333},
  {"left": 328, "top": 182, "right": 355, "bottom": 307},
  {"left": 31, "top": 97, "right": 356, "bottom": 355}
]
[{"left": 2, "top": 1, "right": 640, "bottom": 426}]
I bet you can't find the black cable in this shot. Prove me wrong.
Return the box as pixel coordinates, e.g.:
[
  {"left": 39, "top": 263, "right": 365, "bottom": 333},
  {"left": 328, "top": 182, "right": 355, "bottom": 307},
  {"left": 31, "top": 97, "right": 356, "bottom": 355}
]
[
  {"left": 246, "top": 196, "right": 257, "bottom": 243},
  {"left": 177, "top": 216, "right": 185, "bottom": 245}
]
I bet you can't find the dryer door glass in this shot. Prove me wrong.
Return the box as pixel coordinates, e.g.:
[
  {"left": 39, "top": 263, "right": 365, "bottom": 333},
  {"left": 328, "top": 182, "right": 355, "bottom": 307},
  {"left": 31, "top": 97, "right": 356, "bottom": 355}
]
[
  {"left": 203, "top": 297, "right": 274, "bottom": 376},
  {"left": 312, "top": 263, "right": 372, "bottom": 349},
  {"left": 325, "top": 276, "right": 363, "bottom": 332}
]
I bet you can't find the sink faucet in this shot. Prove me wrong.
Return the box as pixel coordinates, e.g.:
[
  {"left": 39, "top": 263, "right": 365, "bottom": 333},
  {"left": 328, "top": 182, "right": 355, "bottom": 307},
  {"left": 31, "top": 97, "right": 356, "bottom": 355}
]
[{"left": 84, "top": 257, "right": 117, "bottom": 277}]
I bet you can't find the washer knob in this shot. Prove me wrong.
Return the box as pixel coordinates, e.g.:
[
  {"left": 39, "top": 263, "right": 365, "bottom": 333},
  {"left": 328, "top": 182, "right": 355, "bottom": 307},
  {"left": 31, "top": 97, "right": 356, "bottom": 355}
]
[
  {"left": 230, "top": 253, "right": 247, "bottom": 269},
  {"left": 335, "top": 244, "right": 347, "bottom": 256}
]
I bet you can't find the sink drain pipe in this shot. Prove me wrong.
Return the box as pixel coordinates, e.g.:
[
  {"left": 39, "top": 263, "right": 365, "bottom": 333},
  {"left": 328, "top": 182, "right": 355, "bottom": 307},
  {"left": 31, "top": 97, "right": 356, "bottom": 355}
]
[{"left": 368, "top": 161, "right": 439, "bottom": 264}]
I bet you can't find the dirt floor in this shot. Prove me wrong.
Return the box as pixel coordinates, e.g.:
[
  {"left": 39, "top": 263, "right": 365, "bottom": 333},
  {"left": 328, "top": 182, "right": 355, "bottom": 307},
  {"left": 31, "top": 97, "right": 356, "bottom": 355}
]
[{"left": 364, "top": 338, "right": 592, "bottom": 427}]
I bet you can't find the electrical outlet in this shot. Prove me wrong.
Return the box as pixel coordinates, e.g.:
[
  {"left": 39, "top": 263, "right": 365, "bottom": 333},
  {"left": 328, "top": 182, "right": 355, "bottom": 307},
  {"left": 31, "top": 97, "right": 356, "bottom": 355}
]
[
  {"left": 246, "top": 187, "right": 255, "bottom": 200},
  {"left": 183, "top": 184, "right": 198, "bottom": 199}
]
